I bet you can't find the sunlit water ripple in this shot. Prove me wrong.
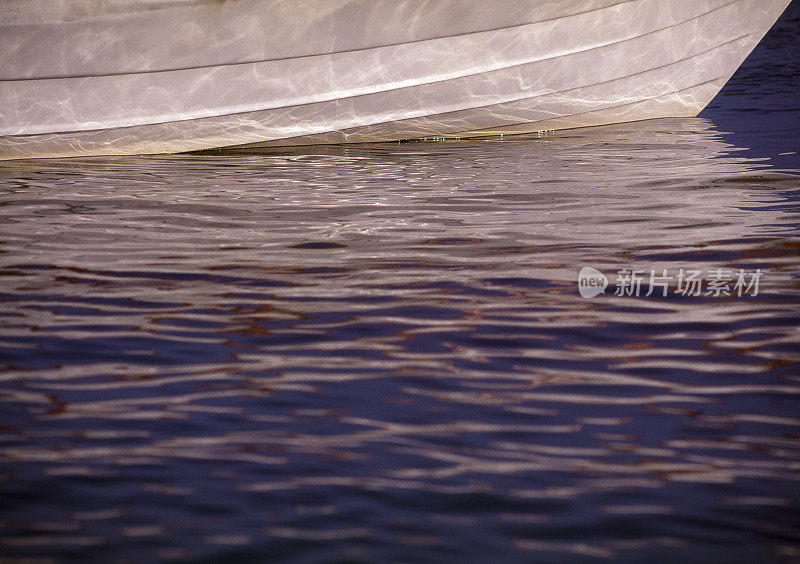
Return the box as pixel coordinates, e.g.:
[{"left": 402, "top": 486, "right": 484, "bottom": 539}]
[{"left": 1, "top": 7, "right": 799, "bottom": 564}]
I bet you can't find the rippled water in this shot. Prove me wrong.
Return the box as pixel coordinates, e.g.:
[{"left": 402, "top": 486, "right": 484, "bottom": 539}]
[{"left": 2, "top": 9, "right": 799, "bottom": 564}]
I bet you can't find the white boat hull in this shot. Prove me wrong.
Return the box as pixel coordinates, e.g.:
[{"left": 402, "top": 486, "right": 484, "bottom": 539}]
[{"left": 0, "top": 0, "right": 791, "bottom": 159}]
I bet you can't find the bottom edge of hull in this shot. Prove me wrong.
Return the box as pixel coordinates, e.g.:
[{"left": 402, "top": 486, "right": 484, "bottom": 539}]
[{"left": 0, "top": 80, "right": 721, "bottom": 160}]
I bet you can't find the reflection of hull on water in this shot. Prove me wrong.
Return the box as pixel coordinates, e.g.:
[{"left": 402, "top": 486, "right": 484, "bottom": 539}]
[
  {"left": 214, "top": 118, "right": 795, "bottom": 287},
  {"left": 0, "top": 0, "right": 791, "bottom": 159}
]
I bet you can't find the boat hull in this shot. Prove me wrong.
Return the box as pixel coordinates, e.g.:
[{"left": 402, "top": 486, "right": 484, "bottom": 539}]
[{"left": 0, "top": 0, "right": 791, "bottom": 159}]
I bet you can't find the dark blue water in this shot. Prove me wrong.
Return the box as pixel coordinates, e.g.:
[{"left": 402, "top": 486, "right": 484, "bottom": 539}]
[
  {"left": 1, "top": 5, "right": 799, "bottom": 563},
  {"left": 700, "top": 2, "right": 800, "bottom": 169}
]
